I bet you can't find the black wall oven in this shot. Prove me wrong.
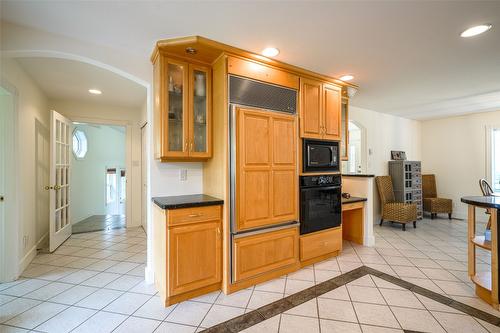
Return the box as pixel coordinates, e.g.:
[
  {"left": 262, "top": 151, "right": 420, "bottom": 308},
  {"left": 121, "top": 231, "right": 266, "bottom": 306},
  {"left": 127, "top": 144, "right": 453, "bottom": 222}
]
[
  {"left": 300, "top": 175, "right": 342, "bottom": 235},
  {"left": 303, "top": 139, "right": 339, "bottom": 173}
]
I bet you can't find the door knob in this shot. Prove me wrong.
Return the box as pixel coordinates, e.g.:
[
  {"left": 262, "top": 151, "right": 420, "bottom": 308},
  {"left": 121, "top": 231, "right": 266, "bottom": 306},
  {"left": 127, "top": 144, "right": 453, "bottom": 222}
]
[
  {"left": 0, "top": 195, "right": 4, "bottom": 202},
  {"left": 45, "top": 185, "right": 62, "bottom": 191}
]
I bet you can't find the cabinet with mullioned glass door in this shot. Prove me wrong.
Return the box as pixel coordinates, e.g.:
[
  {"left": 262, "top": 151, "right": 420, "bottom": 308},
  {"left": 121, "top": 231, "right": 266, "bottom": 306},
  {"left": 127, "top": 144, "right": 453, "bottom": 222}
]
[
  {"left": 340, "top": 87, "right": 349, "bottom": 161},
  {"left": 153, "top": 56, "right": 212, "bottom": 161}
]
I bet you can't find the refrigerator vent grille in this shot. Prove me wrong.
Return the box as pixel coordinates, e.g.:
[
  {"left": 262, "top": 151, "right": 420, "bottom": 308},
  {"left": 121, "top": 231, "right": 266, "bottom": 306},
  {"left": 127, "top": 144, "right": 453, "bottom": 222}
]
[{"left": 229, "top": 75, "right": 297, "bottom": 114}]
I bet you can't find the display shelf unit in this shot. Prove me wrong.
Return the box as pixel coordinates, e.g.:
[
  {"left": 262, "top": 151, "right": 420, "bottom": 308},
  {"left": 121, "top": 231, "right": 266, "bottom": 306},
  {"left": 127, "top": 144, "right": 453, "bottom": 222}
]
[
  {"left": 388, "top": 160, "right": 423, "bottom": 219},
  {"left": 467, "top": 204, "right": 498, "bottom": 309}
]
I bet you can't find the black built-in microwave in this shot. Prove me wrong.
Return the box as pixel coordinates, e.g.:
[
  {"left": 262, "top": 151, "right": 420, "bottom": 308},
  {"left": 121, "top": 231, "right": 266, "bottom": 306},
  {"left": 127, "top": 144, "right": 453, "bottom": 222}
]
[{"left": 302, "top": 139, "right": 340, "bottom": 173}]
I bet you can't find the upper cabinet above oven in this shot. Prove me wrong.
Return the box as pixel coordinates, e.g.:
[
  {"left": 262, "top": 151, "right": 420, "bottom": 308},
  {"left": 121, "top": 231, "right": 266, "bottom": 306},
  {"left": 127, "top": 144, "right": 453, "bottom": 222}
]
[{"left": 299, "top": 77, "right": 342, "bottom": 141}]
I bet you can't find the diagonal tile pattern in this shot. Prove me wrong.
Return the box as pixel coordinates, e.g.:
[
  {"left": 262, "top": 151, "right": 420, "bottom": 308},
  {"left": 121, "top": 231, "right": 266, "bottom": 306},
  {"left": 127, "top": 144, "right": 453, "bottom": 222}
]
[{"left": 0, "top": 216, "right": 498, "bottom": 332}]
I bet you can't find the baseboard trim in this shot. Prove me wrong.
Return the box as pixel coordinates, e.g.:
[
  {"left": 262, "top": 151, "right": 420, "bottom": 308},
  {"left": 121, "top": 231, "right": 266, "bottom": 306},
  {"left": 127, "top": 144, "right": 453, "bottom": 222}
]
[{"left": 18, "top": 232, "right": 48, "bottom": 276}]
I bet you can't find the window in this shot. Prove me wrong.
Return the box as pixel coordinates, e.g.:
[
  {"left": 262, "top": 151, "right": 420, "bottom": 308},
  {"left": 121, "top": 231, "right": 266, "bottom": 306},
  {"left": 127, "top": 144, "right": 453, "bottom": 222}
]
[
  {"left": 72, "top": 129, "right": 88, "bottom": 159},
  {"left": 106, "top": 168, "right": 117, "bottom": 205},
  {"left": 492, "top": 128, "right": 500, "bottom": 192}
]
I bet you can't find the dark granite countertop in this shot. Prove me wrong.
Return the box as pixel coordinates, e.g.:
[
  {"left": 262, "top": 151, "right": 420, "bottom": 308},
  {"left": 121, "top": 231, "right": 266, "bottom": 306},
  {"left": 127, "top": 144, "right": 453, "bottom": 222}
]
[
  {"left": 342, "top": 174, "right": 375, "bottom": 178},
  {"left": 461, "top": 196, "right": 500, "bottom": 209},
  {"left": 342, "top": 196, "right": 367, "bottom": 204},
  {"left": 152, "top": 194, "right": 223, "bottom": 209}
]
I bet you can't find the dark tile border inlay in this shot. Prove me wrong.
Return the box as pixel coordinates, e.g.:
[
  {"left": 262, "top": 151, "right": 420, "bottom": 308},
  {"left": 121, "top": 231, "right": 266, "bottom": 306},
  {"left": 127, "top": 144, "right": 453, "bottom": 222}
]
[{"left": 199, "top": 266, "right": 500, "bottom": 332}]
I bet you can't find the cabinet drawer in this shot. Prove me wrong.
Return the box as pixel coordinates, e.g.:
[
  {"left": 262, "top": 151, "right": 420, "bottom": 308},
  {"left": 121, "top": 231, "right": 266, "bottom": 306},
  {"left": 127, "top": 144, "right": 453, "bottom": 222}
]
[
  {"left": 342, "top": 202, "right": 364, "bottom": 211},
  {"left": 168, "top": 205, "right": 221, "bottom": 226},
  {"left": 300, "top": 227, "right": 342, "bottom": 261},
  {"left": 233, "top": 227, "right": 298, "bottom": 282}
]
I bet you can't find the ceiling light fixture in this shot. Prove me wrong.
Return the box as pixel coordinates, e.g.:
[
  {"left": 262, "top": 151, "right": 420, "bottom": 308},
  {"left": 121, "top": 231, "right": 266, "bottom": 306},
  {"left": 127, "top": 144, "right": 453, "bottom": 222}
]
[
  {"left": 262, "top": 47, "right": 279, "bottom": 57},
  {"left": 88, "top": 89, "right": 102, "bottom": 95},
  {"left": 340, "top": 75, "right": 354, "bottom": 81},
  {"left": 460, "top": 24, "right": 492, "bottom": 37}
]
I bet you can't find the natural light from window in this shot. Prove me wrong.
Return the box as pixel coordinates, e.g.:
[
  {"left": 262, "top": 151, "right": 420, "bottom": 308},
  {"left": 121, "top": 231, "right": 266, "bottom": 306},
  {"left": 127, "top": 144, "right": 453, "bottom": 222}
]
[
  {"left": 72, "top": 129, "right": 88, "bottom": 159},
  {"left": 493, "top": 128, "right": 500, "bottom": 192}
]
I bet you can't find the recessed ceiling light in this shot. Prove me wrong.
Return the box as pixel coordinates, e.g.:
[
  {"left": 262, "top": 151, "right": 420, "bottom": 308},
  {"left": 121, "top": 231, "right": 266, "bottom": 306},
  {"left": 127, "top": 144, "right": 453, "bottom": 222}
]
[
  {"left": 340, "top": 75, "right": 354, "bottom": 81},
  {"left": 88, "top": 89, "right": 102, "bottom": 95},
  {"left": 262, "top": 47, "right": 279, "bottom": 57},
  {"left": 460, "top": 24, "right": 492, "bottom": 37}
]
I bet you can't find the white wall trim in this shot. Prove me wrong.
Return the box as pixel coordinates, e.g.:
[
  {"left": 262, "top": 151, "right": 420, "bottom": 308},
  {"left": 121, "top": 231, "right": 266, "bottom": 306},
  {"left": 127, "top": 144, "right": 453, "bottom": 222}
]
[
  {"left": 18, "top": 232, "right": 48, "bottom": 275},
  {"left": 0, "top": 79, "right": 20, "bottom": 282}
]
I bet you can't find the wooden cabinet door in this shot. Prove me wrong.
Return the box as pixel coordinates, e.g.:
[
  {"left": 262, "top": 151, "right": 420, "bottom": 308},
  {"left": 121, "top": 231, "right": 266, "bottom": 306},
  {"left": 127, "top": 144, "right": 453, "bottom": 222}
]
[
  {"left": 233, "top": 227, "right": 298, "bottom": 282},
  {"left": 340, "top": 97, "right": 349, "bottom": 160},
  {"left": 168, "top": 221, "right": 221, "bottom": 296},
  {"left": 272, "top": 115, "right": 297, "bottom": 223},
  {"left": 163, "top": 58, "right": 189, "bottom": 159},
  {"left": 188, "top": 64, "right": 212, "bottom": 159},
  {"left": 236, "top": 108, "right": 298, "bottom": 231},
  {"left": 300, "top": 78, "right": 323, "bottom": 139},
  {"left": 323, "top": 83, "right": 342, "bottom": 141}
]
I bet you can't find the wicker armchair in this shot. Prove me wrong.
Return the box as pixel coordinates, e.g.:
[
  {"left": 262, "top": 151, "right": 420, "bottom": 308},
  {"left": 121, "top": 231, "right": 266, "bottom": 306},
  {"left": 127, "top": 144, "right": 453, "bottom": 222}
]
[
  {"left": 422, "top": 174, "right": 452, "bottom": 219},
  {"left": 375, "top": 176, "right": 417, "bottom": 231}
]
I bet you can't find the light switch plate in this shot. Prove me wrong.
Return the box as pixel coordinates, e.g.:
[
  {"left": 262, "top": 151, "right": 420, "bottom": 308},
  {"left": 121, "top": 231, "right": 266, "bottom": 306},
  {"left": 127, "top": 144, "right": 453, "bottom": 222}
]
[{"left": 179, "top": 169, "right": 187, "bottom": 181}]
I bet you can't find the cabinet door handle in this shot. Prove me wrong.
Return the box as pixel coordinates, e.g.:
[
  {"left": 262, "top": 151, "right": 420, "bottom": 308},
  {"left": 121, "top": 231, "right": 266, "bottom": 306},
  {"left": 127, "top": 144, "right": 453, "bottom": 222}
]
[
  {"left": 184, "top": 141, "right": 188, "bottom": 151},
  {"left": 189, "top": 142, "right": 193, "bottom": 152},
  {"left": 188, "top": 213, "right": 202, "bottom": 218},
  {"left": 217, "top": 227, "right": 221, "bottom": 235}
]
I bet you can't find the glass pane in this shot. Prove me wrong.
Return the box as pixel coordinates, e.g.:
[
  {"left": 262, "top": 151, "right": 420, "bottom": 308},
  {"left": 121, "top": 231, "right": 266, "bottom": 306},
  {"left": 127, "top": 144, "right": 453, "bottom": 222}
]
[
  {"left": 340, "top": 102, "right": 347, "bottom": 158},
  {"left": 193, "top": 70, "right": 207, "bottom": 153},
  {"left": 493, "top": 129, "right": 500, "bottom": 192},
  {"left": 167, "top": 63, "right": 184, "bottom": 152},
  {"left": 192, "top": 70, "right": 208, "bottom": 152}
]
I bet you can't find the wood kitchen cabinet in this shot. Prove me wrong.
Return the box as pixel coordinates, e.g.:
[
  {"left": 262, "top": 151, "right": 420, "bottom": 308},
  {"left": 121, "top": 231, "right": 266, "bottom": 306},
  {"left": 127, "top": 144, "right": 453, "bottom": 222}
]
[
  {"left": 153, "top": 203, "right": 222, "bottom": 306},
  {"left": 340, "top": 92, "right": 349, "bottom": 161},
  {"left": 235, "top": 107, "right": 298, "bottom": 231},
  {"left": 300, "top": 78, "right": 342, "bottom": 141},
  {"left": 153, "top": 56, "right": 212, "bottom": 161}
]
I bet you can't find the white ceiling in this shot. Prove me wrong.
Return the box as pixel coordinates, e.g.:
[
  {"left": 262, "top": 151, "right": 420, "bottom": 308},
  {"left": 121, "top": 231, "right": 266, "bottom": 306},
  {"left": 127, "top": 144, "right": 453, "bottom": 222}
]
[
  {"left": 2, "top": 1, "right": 500, "bottom": 119},
  {"left": 15, "top": 57, "right": 146, "bottom": 108}
]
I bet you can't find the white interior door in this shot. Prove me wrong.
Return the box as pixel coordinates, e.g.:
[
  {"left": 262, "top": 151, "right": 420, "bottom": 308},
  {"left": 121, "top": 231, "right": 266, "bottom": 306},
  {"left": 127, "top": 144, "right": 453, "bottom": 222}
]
[{"left": 49, "top": 110, "right": 72, "bottom": 252}]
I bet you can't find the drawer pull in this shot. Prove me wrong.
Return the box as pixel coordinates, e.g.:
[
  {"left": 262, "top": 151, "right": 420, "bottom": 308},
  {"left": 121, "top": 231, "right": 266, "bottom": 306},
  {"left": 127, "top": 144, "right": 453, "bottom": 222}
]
[{"left": 188, "top": 213, "right": 202, "bottom": 218}]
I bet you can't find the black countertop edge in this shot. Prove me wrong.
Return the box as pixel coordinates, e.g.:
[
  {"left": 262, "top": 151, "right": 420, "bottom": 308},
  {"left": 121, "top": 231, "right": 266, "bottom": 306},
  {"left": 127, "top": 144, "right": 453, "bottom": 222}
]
[
  {"left": 342, "top": 196, "right": 367, "bottom": 204},
  {"left": 342, "top": 174, "right": 375, "bottom": 178},
  {"left": 461, "top": 196, "right": 500, "bottom": 209},
  {"left": 152, "top": 194, "right": 224, "bottom": 210}
]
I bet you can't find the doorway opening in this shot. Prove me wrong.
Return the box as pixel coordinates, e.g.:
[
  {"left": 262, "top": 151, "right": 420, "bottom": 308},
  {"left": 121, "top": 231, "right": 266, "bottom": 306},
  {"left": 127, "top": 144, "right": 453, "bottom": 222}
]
[
  {"left": 344, "top": 120, "right": 367, "bottom": 174},
  {"left": 71, "top": 123, "right": 127, "bottom": 234}
]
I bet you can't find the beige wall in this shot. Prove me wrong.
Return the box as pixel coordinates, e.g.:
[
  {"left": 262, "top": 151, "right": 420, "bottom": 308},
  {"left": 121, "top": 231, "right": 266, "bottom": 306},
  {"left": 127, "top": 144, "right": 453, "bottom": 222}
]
[
  {"left": 2, "top": 58, "right": 50, "bottom": 271},
  {"left": 348, "top": 106, "right": 422, "bottom": 176},
  {"left": 49, "top": 99, "right": 144, "bottom": 227},
  {"left": 421, "top": 110, "right": 500, "bottom": 220}
]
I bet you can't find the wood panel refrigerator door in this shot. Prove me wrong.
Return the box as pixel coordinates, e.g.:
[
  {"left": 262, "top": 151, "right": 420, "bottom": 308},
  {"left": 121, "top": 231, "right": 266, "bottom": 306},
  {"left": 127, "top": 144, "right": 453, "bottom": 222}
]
[
  {"left": 272, "top": 115, "right": 298, "bottom": 223},
  {"left": 49, "top": 111, "right": 72, "bottom": 252},
  {"left": 300, "top": 78, "right": 323, "bottom": 139},
  {"left": 323, "top": 84, "right": 342, "bottom": 141},
  {"left": 168, "top": 221, "right": 222, "bottom": 296},
  {"left": 236, "top": 108, "right": 297, "bottom": 231}
]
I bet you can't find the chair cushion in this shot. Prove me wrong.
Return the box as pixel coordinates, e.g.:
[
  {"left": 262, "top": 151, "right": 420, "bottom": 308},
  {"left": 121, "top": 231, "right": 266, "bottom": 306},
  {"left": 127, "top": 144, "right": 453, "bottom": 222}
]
[
  {"left": 382, "top": 202, "right": 417, "bottom": 223},
  {"left": 423, "top": 197, "right": 452, "bottom": 213}
]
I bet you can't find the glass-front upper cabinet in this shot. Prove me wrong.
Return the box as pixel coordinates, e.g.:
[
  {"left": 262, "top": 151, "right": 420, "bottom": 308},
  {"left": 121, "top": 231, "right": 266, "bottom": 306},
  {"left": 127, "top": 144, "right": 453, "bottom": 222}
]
[
  {"left": 189, "top": 64, "right": 211, "bottom": 158},
  {"left": 340, "top": 96, "right": 349, "bottom": 161},
  {"left": 153, "top": 55, "right": 212, "bottom": 161},
  {"left": 166, "top": 60, "right": 188, "bottom": 155}
]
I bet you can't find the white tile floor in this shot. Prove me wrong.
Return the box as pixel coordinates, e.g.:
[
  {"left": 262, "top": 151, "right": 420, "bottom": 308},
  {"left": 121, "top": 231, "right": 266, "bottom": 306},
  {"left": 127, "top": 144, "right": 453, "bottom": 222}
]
[
  {"left": 0, "top": 216, "right": 498, "bottom": 332},
  {"left": 241, "top": 273, "right": 499, "bottom": 333}
]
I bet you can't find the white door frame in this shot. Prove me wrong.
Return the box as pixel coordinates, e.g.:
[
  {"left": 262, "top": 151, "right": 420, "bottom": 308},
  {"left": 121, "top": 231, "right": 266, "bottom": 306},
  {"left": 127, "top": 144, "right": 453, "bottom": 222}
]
[
  {"left": 0, "top": 80, "right": 20, "bottom": 282},
  {"left": 70, "top": 116, "right": 133, "bottom": 227},
  {"left": 141, "top": 123, "right": 148, "bottom": 233}
]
